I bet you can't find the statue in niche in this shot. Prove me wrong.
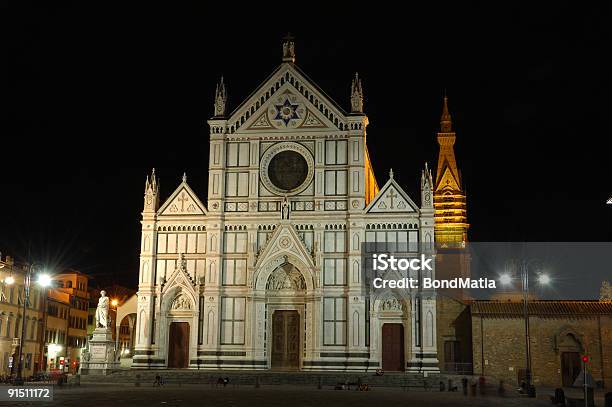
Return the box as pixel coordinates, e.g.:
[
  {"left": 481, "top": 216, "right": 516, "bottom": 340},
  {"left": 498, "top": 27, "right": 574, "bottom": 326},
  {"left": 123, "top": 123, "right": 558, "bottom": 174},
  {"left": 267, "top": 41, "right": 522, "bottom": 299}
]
[{"left": 281, "top": 195, "right": 290, "bottom": 220}]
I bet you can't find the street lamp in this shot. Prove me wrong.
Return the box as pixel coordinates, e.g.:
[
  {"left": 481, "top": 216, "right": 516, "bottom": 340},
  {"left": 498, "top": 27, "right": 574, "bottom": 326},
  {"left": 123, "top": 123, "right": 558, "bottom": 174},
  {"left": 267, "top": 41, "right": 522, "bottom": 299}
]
[
  {"left": 110, "top": 299, "right": 119, "bottom": 361},
  {"left": 498, "top": 260, "right": 550, "bottom": 397},
  {"left": 4, "top": 263, "right": 51, "bottom": 384}
]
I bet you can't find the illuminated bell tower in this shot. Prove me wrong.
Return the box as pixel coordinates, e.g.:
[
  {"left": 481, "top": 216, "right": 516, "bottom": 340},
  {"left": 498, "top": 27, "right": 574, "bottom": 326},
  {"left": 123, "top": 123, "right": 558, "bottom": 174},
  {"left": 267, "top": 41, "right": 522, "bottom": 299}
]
[{"left": 434, "top": 96, "right": 469, "bottom": 247}]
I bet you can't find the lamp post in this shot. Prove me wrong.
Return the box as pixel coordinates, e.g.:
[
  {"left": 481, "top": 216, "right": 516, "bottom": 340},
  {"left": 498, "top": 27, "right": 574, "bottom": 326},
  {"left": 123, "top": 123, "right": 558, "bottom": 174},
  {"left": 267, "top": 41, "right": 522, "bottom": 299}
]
[
  {"left": 1, "top": 261, "right": 52, "bottom": 384},
  {"left": 111, "top": 299, "right": 119, "bottom": 360},
  {"left": 499, "top": 259, "right": 550, "bottom": 397}
]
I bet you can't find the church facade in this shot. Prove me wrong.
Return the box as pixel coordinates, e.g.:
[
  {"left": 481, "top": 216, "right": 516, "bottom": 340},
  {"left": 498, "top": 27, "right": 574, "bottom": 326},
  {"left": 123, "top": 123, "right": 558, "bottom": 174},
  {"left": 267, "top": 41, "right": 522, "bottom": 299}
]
[{"left": 133, "top": 38, "right": 439, "bottom": 372}]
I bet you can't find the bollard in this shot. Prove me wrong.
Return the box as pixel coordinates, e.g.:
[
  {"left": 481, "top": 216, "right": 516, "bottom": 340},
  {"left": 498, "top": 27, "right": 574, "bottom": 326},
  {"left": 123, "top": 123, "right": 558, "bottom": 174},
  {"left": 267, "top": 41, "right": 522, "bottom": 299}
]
[
  {"left": 470, "top": 381, "right": 477, "bottom": 397},
  {"left": 135, "top": 374, "right": 141, "bottom": 387},
  {"left": 255, "top": 376, "right": 260, "bottom": 388},
  {"left": 318, "top": 377, "right": 322, "bottom": 390}
]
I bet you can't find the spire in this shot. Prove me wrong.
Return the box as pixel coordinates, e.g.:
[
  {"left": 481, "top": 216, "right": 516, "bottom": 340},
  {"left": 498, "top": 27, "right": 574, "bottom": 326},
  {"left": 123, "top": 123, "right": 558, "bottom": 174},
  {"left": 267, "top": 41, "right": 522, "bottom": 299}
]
[
  {"left": 440, "top": 95, "right": 452, "bottom": 132},
  {"left": 389, "top": 168, "right": 394, "bottom": 179},
  {"left": 182, "top": 172, "right": 187, "bottom": 183},
  {"left": 433, "top": 95, "right": 468, "bottom": 246},
  {"left": 351, "top": 72, "right": 364, "bottom": 113},
  {"left": 143, "top": 168, "right": 159, "bottom": 212},
  {"left": 282, "top": 33, "right": 295, "bottom": 63},
  {"left": 151, "top": 168, "right": 157, "bottom": 190},
  {"left": 214, "top": 76, "right": 227, "bottom": 117}
]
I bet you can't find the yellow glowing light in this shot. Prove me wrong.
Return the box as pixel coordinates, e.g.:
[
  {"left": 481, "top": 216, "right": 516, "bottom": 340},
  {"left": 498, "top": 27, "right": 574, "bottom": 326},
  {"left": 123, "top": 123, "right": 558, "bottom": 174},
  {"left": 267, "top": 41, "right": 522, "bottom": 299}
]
[
  {"left": 111, "top": 299, "right": 118, "bottom": 307},
  {"left": 4, "top": 275, "right": 15, "bottom": 285}
]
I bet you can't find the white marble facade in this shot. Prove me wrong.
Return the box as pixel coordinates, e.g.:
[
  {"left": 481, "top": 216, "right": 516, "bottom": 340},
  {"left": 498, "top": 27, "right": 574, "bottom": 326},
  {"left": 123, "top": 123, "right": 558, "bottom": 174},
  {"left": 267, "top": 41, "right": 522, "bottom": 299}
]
[{"left": 133, "top": 42, "right": 438, "bottom": 372}]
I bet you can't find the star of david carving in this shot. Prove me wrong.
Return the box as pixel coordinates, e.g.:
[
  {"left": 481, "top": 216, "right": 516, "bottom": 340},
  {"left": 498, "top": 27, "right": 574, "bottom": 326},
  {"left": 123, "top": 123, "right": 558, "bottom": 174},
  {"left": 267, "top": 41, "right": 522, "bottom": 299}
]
[{"left": 274, "top": 98, "right": 300, "bottom": 125}]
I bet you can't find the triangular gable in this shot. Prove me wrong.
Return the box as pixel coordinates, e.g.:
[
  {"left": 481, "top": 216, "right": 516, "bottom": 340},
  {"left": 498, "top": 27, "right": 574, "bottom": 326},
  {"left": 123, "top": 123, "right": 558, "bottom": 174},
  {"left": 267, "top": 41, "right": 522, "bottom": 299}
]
[
  {"left": 158, "top": 180, "right": 207, "bottom": 216},
  {"left": 255, "top": 222, "right": 315, "bottom": 270},
  {"left": 365, "top": 177, "right": 419, "bottom": 214},
  {"left": 162, "top": 254, "right": 197, "bottom": 289},
  {"left": 227, "top": 63, "right": 348, "bottom": 134},
  {"left": 435, "top": 165, "right": 461, "bottom": 192}
]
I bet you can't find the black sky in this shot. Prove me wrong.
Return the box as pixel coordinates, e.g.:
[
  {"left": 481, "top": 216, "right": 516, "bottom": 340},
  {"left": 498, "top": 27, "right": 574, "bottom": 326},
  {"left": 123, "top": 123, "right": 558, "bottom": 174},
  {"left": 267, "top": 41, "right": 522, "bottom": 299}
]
[{"left": 3, "top": 2, "right": 611, "bottom": 291}]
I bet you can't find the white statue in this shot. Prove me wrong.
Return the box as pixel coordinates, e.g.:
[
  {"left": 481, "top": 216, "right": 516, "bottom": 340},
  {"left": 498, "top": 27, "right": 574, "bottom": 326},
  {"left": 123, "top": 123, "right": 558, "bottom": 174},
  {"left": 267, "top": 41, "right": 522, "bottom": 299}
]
[
  {"left": 281, "top": 195, "right": 290, "bottom": 220},
  {"left": 96, "top": 290, "right": 110, "bottom": 328}
]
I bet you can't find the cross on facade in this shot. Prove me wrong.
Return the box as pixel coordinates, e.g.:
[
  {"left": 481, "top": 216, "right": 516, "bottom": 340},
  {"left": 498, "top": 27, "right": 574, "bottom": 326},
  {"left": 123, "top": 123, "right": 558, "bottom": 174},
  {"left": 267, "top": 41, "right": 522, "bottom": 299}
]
[
  {"left": 386, "top": 189, "right": 398, "bottom": 209},
  {"left": 178, "top": 192, "right": 188, "bottom": 211}
]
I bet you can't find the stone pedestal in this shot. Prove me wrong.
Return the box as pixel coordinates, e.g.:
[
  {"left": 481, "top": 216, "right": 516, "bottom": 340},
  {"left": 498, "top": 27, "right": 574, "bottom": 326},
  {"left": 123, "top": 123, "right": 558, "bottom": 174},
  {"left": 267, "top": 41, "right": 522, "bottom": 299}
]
[{"left": 80, "top": 328, "right": 119, "bottom": 375}]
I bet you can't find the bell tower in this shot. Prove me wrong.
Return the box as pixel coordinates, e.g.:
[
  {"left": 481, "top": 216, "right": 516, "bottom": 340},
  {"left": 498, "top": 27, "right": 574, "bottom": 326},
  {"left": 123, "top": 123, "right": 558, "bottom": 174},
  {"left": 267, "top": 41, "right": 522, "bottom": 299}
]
[{"left": 433, "top": 96, "right": 469, "bottom": 247}]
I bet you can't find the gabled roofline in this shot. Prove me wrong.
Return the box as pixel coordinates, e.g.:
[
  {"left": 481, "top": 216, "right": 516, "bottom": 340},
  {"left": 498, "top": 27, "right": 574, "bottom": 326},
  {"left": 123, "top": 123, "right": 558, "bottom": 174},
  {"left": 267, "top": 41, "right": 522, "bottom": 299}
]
[
  {"left": 157, "top": 179, "right": 208, "bottom": 216},
  {"left": 364, "top": 175, "right": 420, "bottom": 214},
  {"left": 224, "top": 62, "right": 349, "bottom": 123}
]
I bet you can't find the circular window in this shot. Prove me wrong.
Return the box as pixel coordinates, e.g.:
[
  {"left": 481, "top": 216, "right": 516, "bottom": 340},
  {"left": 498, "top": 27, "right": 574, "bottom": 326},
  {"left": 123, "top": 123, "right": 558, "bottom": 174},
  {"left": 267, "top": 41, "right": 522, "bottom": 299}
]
[
  {"left": 268, "top": 150, "right": 308, "bottom": 191},
  {"left": 260, "top": 142, "right": 314, "bottom": 196}
]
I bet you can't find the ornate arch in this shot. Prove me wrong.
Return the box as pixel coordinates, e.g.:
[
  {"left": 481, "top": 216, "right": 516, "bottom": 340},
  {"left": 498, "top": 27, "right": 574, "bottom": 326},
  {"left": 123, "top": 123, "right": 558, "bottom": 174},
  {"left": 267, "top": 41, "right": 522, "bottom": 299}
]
[
  {"left": 266, "top": 263, "right": 306, "bottom": 291},
  {"left": 254, "top": 253, "right": 315, "bottom": 291}
]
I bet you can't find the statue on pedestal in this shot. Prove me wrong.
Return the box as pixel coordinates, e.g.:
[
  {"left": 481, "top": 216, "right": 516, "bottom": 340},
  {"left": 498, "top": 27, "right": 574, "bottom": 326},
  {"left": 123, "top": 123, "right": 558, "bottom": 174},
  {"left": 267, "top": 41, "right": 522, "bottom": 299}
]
[{"left": 96, "top": 290, "right": 110, "bottom": 329}]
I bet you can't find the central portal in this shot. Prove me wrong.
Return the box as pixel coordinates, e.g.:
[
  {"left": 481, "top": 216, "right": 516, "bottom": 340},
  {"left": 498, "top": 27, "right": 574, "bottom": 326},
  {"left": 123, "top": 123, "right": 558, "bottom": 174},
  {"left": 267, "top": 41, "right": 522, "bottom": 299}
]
[{"left": 271, "top": 310, "right": 300, "bottom": 370}]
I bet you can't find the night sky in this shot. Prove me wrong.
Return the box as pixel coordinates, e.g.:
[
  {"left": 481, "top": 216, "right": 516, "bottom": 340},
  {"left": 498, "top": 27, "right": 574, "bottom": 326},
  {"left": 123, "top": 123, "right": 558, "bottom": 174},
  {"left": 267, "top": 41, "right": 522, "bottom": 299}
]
[{"left": 3, "top": 3, "right": 611, "bottom": 294}]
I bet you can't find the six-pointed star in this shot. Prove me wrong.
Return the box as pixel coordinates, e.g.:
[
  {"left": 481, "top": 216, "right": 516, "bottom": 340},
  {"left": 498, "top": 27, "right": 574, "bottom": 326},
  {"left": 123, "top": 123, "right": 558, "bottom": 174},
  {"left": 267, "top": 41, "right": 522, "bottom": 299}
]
[{"left": 274, "top": 98, "right": 300, "bottom": 125}]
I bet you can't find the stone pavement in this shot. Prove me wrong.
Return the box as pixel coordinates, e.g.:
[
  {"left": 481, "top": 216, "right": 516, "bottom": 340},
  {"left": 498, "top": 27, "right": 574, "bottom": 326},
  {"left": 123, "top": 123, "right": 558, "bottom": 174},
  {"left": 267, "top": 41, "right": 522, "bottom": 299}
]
[{"left": 1, "top": 384, "right": 553, "bottom": 407}]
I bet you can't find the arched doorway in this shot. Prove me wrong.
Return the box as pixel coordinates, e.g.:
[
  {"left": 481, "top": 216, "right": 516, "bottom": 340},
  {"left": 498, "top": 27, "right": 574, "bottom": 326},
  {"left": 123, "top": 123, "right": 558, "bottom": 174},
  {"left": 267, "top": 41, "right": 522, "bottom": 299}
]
[
  {"left": 168, "top": 322, "right": 190, "bottom": 368},
  {"left": 558, "top": 333, "right": 582, "bottom": 386},
  {"left": 266, "top": 262, "right": 306, "bottom": 370}
]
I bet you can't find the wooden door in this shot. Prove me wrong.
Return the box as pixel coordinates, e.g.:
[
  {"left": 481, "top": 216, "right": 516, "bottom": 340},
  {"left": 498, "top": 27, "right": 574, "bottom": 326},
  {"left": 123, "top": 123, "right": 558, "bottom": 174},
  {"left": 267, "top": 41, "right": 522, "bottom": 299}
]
[
  {"left": 168, "top": 322, "right": 190, "bottom": 368},
  {"left": 561, "top": 352, "right": 581, "bottom": 386},
  {"left": 382, "top": 323, "right": 404, "bottom": 371},
  {"left": 271, "top": 311, "right": 300, "bottom": 369}
]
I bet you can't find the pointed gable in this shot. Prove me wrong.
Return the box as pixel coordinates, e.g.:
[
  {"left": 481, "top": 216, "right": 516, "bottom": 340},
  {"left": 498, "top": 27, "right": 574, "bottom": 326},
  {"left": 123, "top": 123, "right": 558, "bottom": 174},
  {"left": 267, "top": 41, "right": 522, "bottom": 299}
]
[
  {"left": 162, "top": 254, "right": 197, "bottom": 289},
  {"left": 226, "top": 63, "right": 348, "bottom": 134},
  {"left": 158, "top": 178, "right": 207, "bottom": 216},
  {"left": 255, "top": 222, "right": 315, "bottom": 271},
  {"left": 437, "top": 166, "right": 460, "bottom": 191},
  {"left": 366, "top": 175, "right": 419, "bottom": 214}
]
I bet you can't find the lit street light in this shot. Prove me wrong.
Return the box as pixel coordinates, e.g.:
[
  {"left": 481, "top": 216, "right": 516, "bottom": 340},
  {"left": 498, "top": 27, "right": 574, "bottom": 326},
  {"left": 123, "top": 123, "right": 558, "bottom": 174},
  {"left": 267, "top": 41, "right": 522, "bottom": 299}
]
[
  {"left": 498, "top": 259, "right": 551, "bottom": 397},
  {"left": 110, "top": 298, "right": 119, "bottom": 361},
  {"left": 37, "top": 273, "right": 52, "bottom": 287},
  {"left": 499, "top": 273, "right": 512, "bottom": 286},
  {"left": 2, "top": 262, "right": 52, "bottom": 384},
  {"left": 537, "top": 273, "right": 551, "bottom": 285}
]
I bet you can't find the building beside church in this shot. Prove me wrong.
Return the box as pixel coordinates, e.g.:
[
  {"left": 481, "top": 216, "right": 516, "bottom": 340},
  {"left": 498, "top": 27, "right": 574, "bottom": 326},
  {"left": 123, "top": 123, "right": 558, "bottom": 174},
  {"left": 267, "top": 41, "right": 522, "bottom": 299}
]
[
  {"left": 470, "top": 300, "right": 612, "bottom": 388},
  {"left": 133, "top": 37, "right": 439, "bottom": 372}
]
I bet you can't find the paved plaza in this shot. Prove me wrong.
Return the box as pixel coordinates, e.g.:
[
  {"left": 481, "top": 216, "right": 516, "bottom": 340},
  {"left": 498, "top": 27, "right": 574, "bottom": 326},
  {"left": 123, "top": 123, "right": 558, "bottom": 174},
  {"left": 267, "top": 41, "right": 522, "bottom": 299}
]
[{"left": 1, "top": 384, "right": 556, "bottom": 407}]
